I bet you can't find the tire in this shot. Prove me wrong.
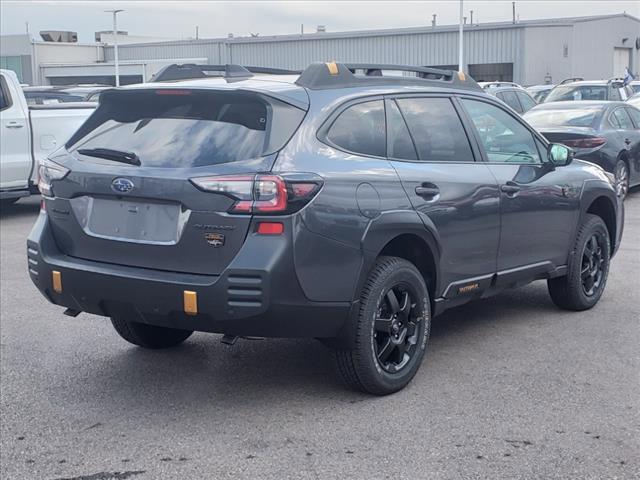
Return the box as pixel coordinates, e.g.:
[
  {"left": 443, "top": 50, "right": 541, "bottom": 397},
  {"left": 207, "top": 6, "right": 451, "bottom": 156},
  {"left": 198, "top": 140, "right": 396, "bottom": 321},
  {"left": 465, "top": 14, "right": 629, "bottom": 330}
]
[
  {"left": 335, "top": 256, "right": 431, "bottom": 395},
  {"left": 614, "top": 159, "right": 629, "bottom": 199},
  {"left": 110, "top": 315, "right": 193, "bottom": 349},
  {"left": 548, "top": 214, "right": 610, "bottom": 311}
]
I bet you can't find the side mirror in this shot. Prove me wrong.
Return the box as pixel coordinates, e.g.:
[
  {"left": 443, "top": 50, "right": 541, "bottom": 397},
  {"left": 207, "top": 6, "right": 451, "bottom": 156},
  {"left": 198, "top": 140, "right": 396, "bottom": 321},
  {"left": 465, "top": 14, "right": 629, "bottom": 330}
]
[{"left": 548, "top": 143, "right": 573, "bottom": 167}]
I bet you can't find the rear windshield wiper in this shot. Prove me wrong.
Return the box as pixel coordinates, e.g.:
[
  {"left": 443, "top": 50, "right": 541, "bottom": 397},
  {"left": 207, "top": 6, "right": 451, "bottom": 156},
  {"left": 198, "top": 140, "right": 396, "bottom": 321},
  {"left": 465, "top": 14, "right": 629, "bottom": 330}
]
[{"left": 77, "top": 148, "right": 141, "bottom": 166}]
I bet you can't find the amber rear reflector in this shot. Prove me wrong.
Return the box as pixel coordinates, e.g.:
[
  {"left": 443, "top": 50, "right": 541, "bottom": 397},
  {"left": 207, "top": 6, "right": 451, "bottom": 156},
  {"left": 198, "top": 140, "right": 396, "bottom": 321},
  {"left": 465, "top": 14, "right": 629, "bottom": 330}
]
[
  {"left": 52, "top": 271, "right": 62, "bottom": 293},
  {"left": 183, "top": 291, "right": 198, "bottom": 316},
  {"left": 326, "top": 62, "right": 339, "bottom": 75}
]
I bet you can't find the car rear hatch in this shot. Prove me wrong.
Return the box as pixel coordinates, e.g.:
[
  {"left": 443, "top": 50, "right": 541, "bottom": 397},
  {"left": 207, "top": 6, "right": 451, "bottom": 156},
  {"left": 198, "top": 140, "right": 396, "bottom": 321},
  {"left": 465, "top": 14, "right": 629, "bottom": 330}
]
[{"left": 43, "top": 86, "right": 307, "bottom": 275}]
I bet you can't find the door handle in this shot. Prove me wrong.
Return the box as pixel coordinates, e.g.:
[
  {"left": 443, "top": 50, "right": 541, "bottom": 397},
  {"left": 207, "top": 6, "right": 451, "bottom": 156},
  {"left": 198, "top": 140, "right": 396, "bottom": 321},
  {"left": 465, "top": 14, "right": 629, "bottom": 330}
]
[
  {"left": 500, "top": 182, "right": 521, "bottom": 195},
  {"left": 415, "top": 185, "right": 440, "bottom": 198},
  {"left": 5, "top": 122, "right": 24, "bottom": 129}
]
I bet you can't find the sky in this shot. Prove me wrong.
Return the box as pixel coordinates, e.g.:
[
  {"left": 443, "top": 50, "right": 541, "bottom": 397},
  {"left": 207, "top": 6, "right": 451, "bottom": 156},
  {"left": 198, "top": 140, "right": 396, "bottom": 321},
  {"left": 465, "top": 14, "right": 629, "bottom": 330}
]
[{"left": 2, "top": 1, "right": 639, "bottom": 43}]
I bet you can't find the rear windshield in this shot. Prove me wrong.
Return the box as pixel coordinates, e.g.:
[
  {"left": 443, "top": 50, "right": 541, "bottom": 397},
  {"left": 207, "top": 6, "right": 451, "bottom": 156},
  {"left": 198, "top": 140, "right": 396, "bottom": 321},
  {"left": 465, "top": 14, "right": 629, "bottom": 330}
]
[
  {"left": 545, "top": 85, "right": 607, "bottom": 102},
  {"left": 66, "top": 89, "right": 305, "bottom": 168},
  {"left": 524, "top": 107, "right": 601, "bottom": 128}
]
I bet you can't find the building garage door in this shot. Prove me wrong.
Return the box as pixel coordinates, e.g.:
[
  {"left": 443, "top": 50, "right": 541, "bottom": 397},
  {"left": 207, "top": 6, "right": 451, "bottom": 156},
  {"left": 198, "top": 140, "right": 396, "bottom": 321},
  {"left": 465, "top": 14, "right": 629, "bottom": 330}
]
[
  {"left": 613, "top": 48, "right": 631, "bottom": 77},
  {"left": 468, "top": 63, "right": 513, "bottom": 82}
]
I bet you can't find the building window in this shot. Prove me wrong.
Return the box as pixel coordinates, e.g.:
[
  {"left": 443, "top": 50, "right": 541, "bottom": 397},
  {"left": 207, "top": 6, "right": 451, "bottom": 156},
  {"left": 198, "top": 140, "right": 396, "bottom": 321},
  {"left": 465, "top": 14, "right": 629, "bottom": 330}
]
[
  {"left": 0, "top": 56, "right": 23, "bottom": 82},
  {"left": 468, "top": 63, "right": 514, "bottom": 82}
]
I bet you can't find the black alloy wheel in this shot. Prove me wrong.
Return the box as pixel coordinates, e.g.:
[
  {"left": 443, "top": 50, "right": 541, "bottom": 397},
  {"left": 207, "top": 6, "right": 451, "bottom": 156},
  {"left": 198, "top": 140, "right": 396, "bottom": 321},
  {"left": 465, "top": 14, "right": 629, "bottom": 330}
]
[
  {"left": 580, "top": 233, "right": 605, "bottom": 297},
  {"left": 374, "top": 284, "right": 421, "bottom": 373}
]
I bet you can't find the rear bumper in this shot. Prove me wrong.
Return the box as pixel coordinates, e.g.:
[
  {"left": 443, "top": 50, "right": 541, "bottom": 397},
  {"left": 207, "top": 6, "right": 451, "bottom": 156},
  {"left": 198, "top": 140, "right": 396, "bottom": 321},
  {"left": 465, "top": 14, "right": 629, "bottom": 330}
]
[{"left": 27, "top": 212, "right": 351, "bottom": 338}]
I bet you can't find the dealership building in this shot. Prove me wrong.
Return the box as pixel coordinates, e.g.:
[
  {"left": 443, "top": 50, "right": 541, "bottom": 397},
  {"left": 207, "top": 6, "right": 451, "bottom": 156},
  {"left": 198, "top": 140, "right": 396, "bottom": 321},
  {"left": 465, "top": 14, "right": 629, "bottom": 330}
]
[{"left": 1, "top": 13, "right": 639, "bottom": 86}]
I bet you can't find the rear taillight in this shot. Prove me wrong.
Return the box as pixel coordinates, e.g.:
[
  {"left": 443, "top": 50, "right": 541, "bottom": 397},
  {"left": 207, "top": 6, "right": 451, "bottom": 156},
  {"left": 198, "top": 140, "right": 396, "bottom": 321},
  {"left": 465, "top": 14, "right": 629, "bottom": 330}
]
[
  {"left": 38, "top": 158, "right": 70, "bottom": 197},
  {"left": 190, "top": 174, "right": 322, "bottom": 214},
  {"left": 562, "top": 137, "right": 606, "bottom": 149}
]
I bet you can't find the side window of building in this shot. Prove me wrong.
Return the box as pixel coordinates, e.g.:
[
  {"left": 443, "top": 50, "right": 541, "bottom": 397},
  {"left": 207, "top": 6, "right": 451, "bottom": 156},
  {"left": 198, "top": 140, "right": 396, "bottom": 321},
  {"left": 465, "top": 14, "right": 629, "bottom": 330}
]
[
  {"left": 625, "top": 107, "right": 640, "bottom": 128},
  {"left": 325, "top": 100, "right": 386, "bottom": 157},
  {"left": 498, "top": 90, "right": 523, "bottom": 113},
  {"left": 395, "top": 97, "right": 475, "bottom": 162},
  {"left": 461, "top": 98, "right": 541, "bottom": 164},
  {"left": 611, "top": 108, "right": 634, "bottom": 130},
  {"left": 516, "top": 91, "right": 537, "bottom": 112},
  {"left": 0, "top": 78, "right": 11, "bottom": 111},
  {"left": 385, "top": 99, "right": 418, "bottom": 160}
]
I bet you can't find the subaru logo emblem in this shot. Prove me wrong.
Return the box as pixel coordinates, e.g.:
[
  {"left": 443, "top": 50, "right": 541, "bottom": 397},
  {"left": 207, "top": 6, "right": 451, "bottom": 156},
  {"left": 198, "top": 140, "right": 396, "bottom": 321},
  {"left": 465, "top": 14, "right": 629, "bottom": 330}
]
[{"left": 111, "top": 178, "right": 134, "bottom": 194}]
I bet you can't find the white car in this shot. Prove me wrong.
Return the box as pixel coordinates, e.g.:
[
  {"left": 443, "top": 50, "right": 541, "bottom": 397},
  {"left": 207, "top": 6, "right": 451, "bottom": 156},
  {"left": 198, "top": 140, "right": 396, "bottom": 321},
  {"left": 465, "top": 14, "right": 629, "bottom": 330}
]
[{"left": 0, "top": 69, "right": 96, "bottom": 204}]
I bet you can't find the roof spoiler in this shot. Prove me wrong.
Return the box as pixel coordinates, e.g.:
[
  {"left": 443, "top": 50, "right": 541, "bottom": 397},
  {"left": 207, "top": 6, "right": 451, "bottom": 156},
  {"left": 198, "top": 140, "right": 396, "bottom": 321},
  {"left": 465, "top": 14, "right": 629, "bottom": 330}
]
[
  {"left": 295, "top": 62, "right": 481, "bottom": 90},
  {"left": 560, "top": 77, "right": 584, "bottom": 85},
  {"left": 151, "top": 64, "right": 301, "bottom": 82},
  {"left": 607, "top": 77, "right": 625, "bottom": 86}
]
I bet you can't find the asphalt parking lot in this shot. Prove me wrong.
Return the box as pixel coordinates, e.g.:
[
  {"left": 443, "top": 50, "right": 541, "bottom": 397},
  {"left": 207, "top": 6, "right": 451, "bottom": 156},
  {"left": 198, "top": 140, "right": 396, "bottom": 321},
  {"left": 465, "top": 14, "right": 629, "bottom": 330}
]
[{"left": 1, "top": 192, "right": 638, "bottom": 480}]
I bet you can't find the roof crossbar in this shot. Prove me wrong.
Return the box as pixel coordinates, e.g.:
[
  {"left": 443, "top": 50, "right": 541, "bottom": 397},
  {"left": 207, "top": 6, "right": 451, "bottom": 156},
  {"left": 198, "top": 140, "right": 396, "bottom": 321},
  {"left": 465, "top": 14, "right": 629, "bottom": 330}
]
[
  {"left": 151, "top": 64, "right": 301, "bottom": 82},
  {"left": 295, "top": 62, "right": 481, "bottom": 91}
]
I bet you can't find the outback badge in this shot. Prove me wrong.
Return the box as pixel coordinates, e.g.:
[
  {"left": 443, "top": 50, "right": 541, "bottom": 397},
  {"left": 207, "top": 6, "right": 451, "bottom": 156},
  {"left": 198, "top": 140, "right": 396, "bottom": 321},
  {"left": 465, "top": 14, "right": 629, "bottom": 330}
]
[{"left": 205, "top": 232, "right": 225, "bottom": 247}]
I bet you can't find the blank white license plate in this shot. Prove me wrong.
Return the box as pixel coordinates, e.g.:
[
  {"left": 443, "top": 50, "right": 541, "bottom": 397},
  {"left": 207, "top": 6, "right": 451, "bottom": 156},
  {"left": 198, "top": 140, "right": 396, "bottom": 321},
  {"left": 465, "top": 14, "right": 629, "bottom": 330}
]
[{"left": 85, "top": 198, "right": 184, "bottom": 244}]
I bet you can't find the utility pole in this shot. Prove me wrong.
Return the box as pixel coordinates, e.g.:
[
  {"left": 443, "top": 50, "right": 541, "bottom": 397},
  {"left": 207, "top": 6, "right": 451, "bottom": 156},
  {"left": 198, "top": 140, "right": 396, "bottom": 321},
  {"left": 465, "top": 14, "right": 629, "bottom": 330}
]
[
  {"left": 196, "top": 25, "right": 199, "bottom": 40},
  {"left": 458, "top": 0, "right": 464, "bottom": 72},
  {"left": 105, "top": 9, "right": 124, "bottom": 86},
  {"left": 512, "top": 2, "right": 516, "bottom": 24}
]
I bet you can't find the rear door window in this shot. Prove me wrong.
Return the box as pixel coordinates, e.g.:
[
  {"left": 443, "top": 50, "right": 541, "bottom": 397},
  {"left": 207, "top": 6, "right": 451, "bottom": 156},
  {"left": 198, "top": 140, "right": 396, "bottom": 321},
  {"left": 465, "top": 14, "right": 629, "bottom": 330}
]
[
  {"left": 625, "top": 107, "right": 640, "bottom": 128},
  {"left": 0, "top": 77, "right": 10, "bottom": 111},
  {"left": 395, "top": 97, "right": 475, "bottom": 162},
  {"left": 385, "top": 99, "right": 418, "bottom": 160},
  {"left": 325, "top": 100, "right": 386, "bottom": 157},
  {"left": 497, "top": 90, "right": 523, "bottom": 113},
  {"left": 611, "top": 108, "right": 634, "bottom": 130},
  {"left": 66, "top": 89, "right": 305, "bottom": 167},
  {"left": 516, "top": 91, "right": 536, "bottom": 112}
]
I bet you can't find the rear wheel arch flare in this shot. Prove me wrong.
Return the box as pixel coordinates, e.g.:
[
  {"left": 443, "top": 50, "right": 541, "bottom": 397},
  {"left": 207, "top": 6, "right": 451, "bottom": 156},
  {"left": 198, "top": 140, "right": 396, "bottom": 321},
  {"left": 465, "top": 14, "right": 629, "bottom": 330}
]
[
  {"left": 586, "top": 196, "right": 616, "bottom": 252},
  {"left": 378, "top": 233, "right": 438, "bottom": 302}
]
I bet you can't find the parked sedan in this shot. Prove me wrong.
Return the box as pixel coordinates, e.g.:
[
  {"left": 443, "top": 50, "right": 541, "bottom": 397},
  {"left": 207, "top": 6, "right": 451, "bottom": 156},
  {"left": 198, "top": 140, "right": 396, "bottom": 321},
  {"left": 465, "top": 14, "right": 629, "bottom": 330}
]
[
  {"left": 484, "top": 86, "right": 538, "bottom": 114},
  {"left": 524, "top": 101, "right": 640, "bottom": 198}
]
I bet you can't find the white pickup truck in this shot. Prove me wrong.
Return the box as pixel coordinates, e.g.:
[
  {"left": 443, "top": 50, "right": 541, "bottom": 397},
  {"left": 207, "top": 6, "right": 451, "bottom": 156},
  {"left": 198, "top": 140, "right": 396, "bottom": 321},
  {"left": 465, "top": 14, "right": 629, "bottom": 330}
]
[{"left": 0, "top": 69, "right": 96, "bottom": 204}]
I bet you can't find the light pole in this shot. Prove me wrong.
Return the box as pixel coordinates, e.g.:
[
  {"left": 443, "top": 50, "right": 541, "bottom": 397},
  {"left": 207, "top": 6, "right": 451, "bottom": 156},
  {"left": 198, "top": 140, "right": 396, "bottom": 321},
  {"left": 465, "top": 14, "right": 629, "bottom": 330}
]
[
  {"left": 458, "top": 0, "right": 464, "bottom": 72},
  {"left": 105, "top": 9, "right": 124, "bottom": 86}
]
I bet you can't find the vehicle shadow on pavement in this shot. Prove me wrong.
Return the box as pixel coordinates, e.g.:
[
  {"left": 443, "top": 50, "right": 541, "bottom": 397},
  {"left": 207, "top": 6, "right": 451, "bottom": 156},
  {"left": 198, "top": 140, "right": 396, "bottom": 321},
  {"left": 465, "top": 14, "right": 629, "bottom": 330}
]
[
  {"left": 65, "top": 281, "right": 560, "bottom": 412},
  {"left": 0, "top": 197, "right": 41, "bottom": 219}
]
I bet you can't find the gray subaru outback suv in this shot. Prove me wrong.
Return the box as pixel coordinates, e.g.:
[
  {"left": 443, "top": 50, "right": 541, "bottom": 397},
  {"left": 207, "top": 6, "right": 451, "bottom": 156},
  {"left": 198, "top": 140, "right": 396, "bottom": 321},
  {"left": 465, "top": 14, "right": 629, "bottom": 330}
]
[{"left": 28, "top": 63, "right": 624, "bottom": 395}]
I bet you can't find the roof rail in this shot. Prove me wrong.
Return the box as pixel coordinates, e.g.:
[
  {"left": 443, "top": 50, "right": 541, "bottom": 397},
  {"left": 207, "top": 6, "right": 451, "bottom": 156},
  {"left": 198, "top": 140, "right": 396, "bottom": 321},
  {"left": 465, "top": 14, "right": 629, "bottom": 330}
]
[
  {"left": 295, "top": 62, "right": 481, "bottom": 91},
  {"left": 151, "top": 64, "right": 301, "bottom": 82},
  {"left": 560, "top": 77, "right": 583, "bottom": 84}
]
